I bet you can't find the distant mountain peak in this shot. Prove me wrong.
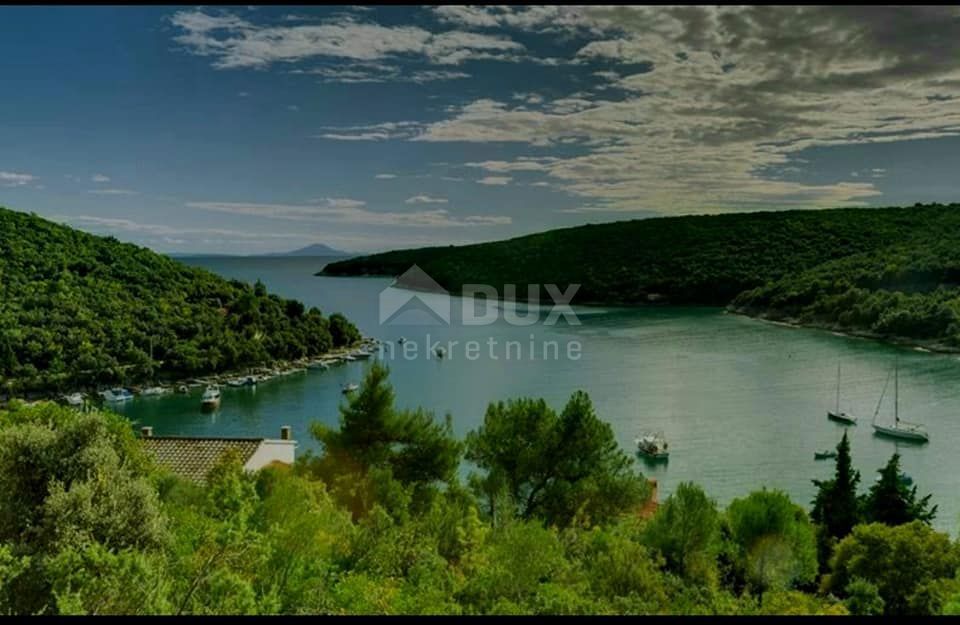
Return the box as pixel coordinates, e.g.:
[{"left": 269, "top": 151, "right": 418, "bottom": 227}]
[{"left": 271, "top": 243, "right": 349, "bottom": 257}]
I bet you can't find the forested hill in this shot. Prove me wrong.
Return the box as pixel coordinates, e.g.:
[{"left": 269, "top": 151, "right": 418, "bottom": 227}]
[
  {"left": 0, "top": 207, "right": 360, "bottom": 394},
  {"left": 322, "top": 203, "right": 960, "bottom": 347}
]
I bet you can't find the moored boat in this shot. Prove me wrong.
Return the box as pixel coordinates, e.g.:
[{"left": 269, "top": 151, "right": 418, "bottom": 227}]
[
  {"left": 635, "top": 431, "right": 669, "bottom": 461},
  {"left": 826, "top": 362, "right": 857, "bottom": 425},
  {"left": 871, "top": 363, "right": 929, "bottom": 443},
  {"left": 141, "top": 386, "right": 169, "bottom": 396},
  {"left": 341, "top": 382, "right": 359, "bottom": 394},
  {"left": 100, "top": 388, "right": 134, "bottom": 403},
  {"left": 814, "top": 449, "right": 838, "bottom": 460},
  {"left": 63, "top": 392, "right": 85, "bottom": 407},
  {"left": 201, "top": 385, "right": 221, "bottom": 410}
]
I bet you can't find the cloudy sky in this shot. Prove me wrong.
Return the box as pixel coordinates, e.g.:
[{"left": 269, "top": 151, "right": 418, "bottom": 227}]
[{"left": 2, "top": 5, "right": 960, "bottom": 254}]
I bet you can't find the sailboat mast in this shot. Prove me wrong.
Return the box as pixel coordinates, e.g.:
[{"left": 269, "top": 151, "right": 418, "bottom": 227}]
[
  {"left": 835, "top": 362, "right": 841, "bottom": 413},
  {"left": 894, "top": 363, "right": 899, "bottom": 426}
]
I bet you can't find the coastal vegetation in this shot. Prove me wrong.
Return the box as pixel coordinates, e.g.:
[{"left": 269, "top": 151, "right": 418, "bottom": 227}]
[
  {"left": 1, "top": 363, "right": 957, "bottom": 616},
  {"left": 0, "top": 207, "right": 360, "bottom": 395},
  {"left": 322, "top": 203, "right": 960, "bottom": 348}
]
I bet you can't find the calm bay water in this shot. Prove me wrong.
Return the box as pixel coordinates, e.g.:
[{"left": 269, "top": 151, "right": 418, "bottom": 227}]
[{"left": 117, "top": 256, "right": 960, "bottom": 531}]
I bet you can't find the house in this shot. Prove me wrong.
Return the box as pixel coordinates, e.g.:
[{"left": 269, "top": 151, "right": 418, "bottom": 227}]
[{"left": 140, "top": 425, "right": 297, "bottom": 482}]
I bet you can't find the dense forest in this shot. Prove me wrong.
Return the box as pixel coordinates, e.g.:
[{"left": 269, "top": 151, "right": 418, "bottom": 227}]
[
  {"left": 0, "top": 363, "right": 956, "bottom": 615},
  {"left": 322, "top": 203, "right": 960, "bottom": 348},
  {"left": 0, "top": 207, "right": 360, "bottom": 395}
]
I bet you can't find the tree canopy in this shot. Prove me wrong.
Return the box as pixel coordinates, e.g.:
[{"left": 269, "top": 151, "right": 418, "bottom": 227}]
[{"left": 0, "top": 207, "right": 359, "bottom": 395}]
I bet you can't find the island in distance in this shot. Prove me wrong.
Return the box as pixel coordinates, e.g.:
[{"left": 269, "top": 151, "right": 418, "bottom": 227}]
[
  {"left": 267, "top": 243, "right": 350, "bottom": 257},
  {"left": 170, "top": 242, "right": 351, "bottom": 259}
]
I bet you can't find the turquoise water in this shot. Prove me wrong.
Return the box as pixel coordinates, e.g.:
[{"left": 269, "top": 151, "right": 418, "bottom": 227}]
[{"left": 116, "top": 256, "right": 960, "bottom": 531}]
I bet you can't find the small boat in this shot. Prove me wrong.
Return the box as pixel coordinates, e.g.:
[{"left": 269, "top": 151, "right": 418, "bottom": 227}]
[
  {"left": 100, "top": 388, "right": 134, "bottom": 403},
  {"left": 398, "top": 337, "right": 406, "bottom": 344},
  {"left": 63, "top": 392, "right": 85, "bottom": 407},
  {"left": 435, "top": 346, "right": 446, "bottom": 359},
  {"left": 141, "top": 386, "right": 169, "bottom": 396},
  {"left": 341, "top": 383, "right": 359, "bottom": 394},
  {"left": 814, "top": 449, "right": 838, "bottom": 460},
  {"left": 635, "top": 431, "right": 669, "bottom": 461},
  {"left": 827, "top": 362, "right": 857, "bottom": 425},
  {"left": 352, "top": 350, "right": 373, "bottom": 360},
  {"left": 871, "top": 363, "right": 929, "bottom": 443},
  {"left": 200, "top": 385, "right": 221, "bottom": 410}
]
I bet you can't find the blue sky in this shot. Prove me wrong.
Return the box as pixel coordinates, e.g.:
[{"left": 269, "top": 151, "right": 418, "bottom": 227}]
[{"left": 2, "top": 5, "right": 960, "bottom": 254}]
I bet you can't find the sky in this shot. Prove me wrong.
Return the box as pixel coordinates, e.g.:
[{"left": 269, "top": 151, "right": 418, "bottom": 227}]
[{"left": 2, "top": 5, "right": 960, "bottom": 254}]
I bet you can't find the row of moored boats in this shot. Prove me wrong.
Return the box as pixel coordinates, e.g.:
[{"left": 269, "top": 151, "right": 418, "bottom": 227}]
[{"left": 60, "top": 342, "right": 379, "bottom": 410}]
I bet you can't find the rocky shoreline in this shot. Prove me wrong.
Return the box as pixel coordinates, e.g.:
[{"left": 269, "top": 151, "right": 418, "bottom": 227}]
[{"left": 727, "top": 307, "right": 960, "bottom": 355}]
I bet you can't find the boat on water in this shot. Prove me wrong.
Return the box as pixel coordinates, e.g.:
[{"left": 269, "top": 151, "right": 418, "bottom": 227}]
[
  {"left": 814, "top": 449, "right": 838, "bottom": 460},
  {"left": 200, "top": 385, "right": 221, "bottom": 410},
  {"left": 635, "top": 431, "right": 669, "bottom": 461},
  {"left": 100, "top": 388, "right": 134, "bottom": 403},
  {"left": 141, "top": 386, "right": 169, "bottom": 396},
  {"left": 352, "top": 349, "right": 373, "bottom": 360},
  {"left": 227, "top": 376, "right": 257, "bottom": 387},
  {"left": 827, "top": 362, "right": 857, "bottom": 425},
  {"left": 871, "top": 363, "right": 929, "bottom": 443},
  {"left": 398, "top": 337, "right": 406, "bottom": 344},
  {"left": 341, "top": 382, "right": 359, "bottom": 394},
  {"left": 435, "top": 346, "right": 446, "bottom": 359},
  {"left": 62, "top": 392, "right": 85, "bottom": 407}
]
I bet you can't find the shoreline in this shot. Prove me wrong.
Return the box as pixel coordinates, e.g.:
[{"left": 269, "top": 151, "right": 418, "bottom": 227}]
[
  {"left": 323, "top": 272, "right": 960, "bottom": 356},
  {"left": 726, "top": 308, "right": 960, "bottom": 355},
  {"left": 1, "top": 336, "right": 379, "bottom": 406}
]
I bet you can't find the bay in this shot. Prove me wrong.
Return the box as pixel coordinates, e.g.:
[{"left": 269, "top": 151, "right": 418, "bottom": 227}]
[{"left": 115, "top": 256, "right": 960, "bottom": 532}]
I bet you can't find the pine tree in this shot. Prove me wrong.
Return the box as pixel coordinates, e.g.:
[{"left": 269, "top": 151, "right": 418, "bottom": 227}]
[
  {"left": 811, "top": 431, "right": 861, "bottom": 538},
  {"left": 862, "top": 453, "right": 937, "bottom": 526}
]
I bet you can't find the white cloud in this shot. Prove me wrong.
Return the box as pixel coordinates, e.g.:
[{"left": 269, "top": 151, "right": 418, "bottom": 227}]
[
  {"left": 314, "top": 121, "right": 424, "bottom": 142},
  {"left": 170, "top": 10, "right": 528, "bottom": 69},
  {"left": 87, "top": 188, "right": 139, "bottom": 196},
  {"left": 405, "top": 194, "right": 448, "bottom": 204},
  {"left": 91, "top": 173, "right": 111, "bottom": 183},
  {"left": 0, "top": 171, "right": 37, "bottom": 187},
  {"left": 297, "top": 64, "right": 470, "bottom": 84},
  {"left": 187, "top": 200, "right": 511, "bottom": 227},
  {"left": 56, "top": 215, "right": 306, "bottom": 240},
  {"left": 393, "top": 6, "right": 960, "bottom": 213},
  {"left": 477, "top": 176, "right": 513, "bottom": 186}
]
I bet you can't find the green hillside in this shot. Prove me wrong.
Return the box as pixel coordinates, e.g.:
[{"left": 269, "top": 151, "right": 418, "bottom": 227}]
[
  {"left": 322, "top": 203, "right": 960, "bottom": 347},
  {"left": 0, "top": 207, "right": 359, "bottom": 394}
]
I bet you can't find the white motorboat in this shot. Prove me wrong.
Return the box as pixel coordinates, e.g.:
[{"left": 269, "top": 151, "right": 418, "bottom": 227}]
[
  {"left": 201, "top": 385, "right": 222, "bottom": 410},
  {"left": 635, "top": 431, "right": 669, "bottom": 461},
  {"left": 63, "top": 392, "right": 85, "bottom": 407},
  {"left": 100, "top": 388, "right": 134, "bottom": 403},
  {"left": 341, "top": 382, "right": 359, "bottom": 394}
]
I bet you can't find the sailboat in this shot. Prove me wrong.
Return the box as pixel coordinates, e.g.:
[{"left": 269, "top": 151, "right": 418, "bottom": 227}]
[
  {"left": 872, "top": 363, "right": 929, "bottom": 443},
  {"left": 827, "top": 362, "right": 857, "bottom": 425}
]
